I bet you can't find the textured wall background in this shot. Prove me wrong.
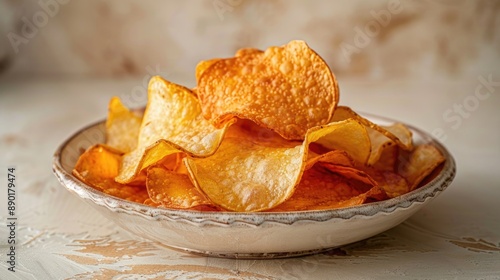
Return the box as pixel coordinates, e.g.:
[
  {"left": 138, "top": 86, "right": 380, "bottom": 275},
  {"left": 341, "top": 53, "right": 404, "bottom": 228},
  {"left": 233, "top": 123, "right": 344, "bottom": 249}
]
[{"left": 0, "top": 0, "right": 499, "bottom": 85}]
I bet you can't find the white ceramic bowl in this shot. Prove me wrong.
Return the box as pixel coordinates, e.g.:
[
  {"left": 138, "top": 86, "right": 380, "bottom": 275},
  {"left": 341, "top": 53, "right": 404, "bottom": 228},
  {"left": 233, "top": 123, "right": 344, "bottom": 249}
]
[{"left": 52, "top": 114, "right": 456, "bottom": 259}]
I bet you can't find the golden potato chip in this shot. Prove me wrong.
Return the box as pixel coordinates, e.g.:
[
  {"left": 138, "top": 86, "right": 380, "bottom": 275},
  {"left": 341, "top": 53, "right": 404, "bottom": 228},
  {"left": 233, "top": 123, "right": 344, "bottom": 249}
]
[
  {"left": 305, "top": 150, "right": 354, "bottom": 170},
  {"left": 269, "top": 165, "right": 386, "bottom": 212},
  {"left": 320, "top": 164, "right": 378, "bottom": 188},
  {"left": 184, "top": 119, "right": 371, "bottom": 212},
  {"left": 184, "top": 137, "right": 305, "bottom": 212},
  {"left": 146, "top": 166, "right": 214, "bottom": 209},
  {"left": 311, "top": 119, "right": 371, "bottom": 164},
  {"left": 144, "top": 198, "right": 161, "bottom": 207},
  {"left": 366, "top": 127, "right": 393, "bottom": 165},
  {"left": 372, "top": 144, "right": 398, "bottom": 172},
  {"left": 197, "top": 40, "right": 339, "bottom": 140},
  {"left": 195, "top": 49, "right": 262, "bottom": 83},
  {"left": 234, "top": 47, "right": 263, "bottom": 57},
  {"left": 105, "top": 97, "right": 142, "bottom": 153},
  {"left": 398, "top": 144, "right": 445, "bottom": 190},
  {"left": 332, "top": 106, "right": 413, "bottom": 151},
  {"left": 195, "top": 59, "right": 220, "bottom": 84},
  {"left": 115, "top": 76, "right": 235, "bottom": 184},
  {"left": 375, "top": 171, "right": 408, "bottom": 198},
  {"left": 73, "top": 145, "right": 149, "bottom": 203},
  {"left": 225, "top": 118, "right": 298, "bottom": 148}
]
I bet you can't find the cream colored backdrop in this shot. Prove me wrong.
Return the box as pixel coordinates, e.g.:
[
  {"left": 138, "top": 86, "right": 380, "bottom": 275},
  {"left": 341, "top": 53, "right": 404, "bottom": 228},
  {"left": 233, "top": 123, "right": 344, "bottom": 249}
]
[{"left": 0, "top": 0, "right": 498, "bottom": 85}]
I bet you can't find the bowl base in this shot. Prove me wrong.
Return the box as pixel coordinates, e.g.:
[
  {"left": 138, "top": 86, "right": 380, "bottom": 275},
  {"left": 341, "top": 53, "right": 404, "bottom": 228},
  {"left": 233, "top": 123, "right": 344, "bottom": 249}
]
[{"left": 164, "top": 244, "right": 337, "bottom": 259}]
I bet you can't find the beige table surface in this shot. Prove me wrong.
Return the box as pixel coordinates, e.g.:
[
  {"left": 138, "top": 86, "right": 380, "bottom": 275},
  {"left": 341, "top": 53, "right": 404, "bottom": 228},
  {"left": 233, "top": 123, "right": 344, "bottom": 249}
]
[{"left": 0, "top": 76, "right": 499, "bottom": 279}]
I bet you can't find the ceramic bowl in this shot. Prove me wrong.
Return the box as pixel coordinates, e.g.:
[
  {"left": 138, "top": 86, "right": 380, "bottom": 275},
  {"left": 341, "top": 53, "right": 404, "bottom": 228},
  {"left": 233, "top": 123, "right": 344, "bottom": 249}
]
[{"left": 52, "top": 113, "right": 456, "bottom": 259}]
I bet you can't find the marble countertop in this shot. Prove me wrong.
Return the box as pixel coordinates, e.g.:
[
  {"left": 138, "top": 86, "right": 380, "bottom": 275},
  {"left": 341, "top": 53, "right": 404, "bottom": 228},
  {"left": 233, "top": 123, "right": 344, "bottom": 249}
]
[{"left": 0, "top": 76, "right": 499, "bottom": 279}]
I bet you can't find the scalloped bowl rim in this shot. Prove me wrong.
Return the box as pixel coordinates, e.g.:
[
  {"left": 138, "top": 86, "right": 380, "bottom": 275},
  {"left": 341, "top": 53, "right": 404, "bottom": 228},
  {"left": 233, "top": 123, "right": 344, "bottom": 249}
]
[{"left": 52, "top": 112, "right": 456, "bottom": 227}]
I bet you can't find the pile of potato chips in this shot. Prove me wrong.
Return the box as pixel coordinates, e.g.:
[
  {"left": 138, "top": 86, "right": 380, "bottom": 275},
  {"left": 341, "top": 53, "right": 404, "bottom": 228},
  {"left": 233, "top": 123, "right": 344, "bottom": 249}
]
[{"left": 73, "top": 40, "right": 445, "bottom": 212}]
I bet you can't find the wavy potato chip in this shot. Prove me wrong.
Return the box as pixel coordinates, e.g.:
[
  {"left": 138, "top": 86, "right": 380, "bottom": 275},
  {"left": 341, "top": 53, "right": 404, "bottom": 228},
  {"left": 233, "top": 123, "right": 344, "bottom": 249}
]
[
  {"left": 312, "top": 119, "right": 371, "bottom": 164},
  {"left": 184, "top": 119, "right": 372, "bottom": 212},
  {"left": 195, "top": 49, "right": 263, "bottom": 84},
  {"left": 73, "top": 145, "right": 149, "bottom": 203},
  {"left": 332, "top": 106, "right": 413, "bottom": 151},
  {"left": 269, "top": 165, "right": 386, "bottom": 212},
  {"left": 225, "top": 118, "right": 299, "bottom": 148},
  {"left": 372, "top": 144, "right": 398, "bottom": 172},
  {"left": 105, "top": 97, "right": 142, "bottom": 153},
  {"left": 398, "top": 144, "right": 445, "bottom": 190},
  {"left": 320, "top": 164, "right": 378, "bottom": 188},
  {"left": 146, "top": 166, "right": 214, "bottom": 209},
  {"left": 234, "top": 47, "right": 263, "bottom": 57},
  {"left": 305, "top": 150, "right": 355, "bottom": 170},
  {"left": 197, "top": 40, "right": 339, "bottom": 140},
  {"left": 195, "top": 58, "right": 220, "bottom": 84},
  {"left": 115, "top": 76, "right": 234, "bottom": 184},
  {"left": 363, "top": 168, "right": 409, "bottom": 198},
  {"left": 184, "top": 137, "right": 305, "bottom": 212}
]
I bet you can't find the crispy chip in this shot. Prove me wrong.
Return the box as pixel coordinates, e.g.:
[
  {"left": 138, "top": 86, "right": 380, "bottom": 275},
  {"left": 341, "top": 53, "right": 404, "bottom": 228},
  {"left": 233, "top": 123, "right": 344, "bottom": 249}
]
[
  {"left": 195, "top": 48, "right": 263, "bottom": 83},
  {"left": 305, "top": 150, "right": 354, "bottom": 170},
  {"left": 184, "top": 119, "right": 371, "bottom": 212},
  {"left": 105, "top": 97, "right": 142, "bottom": 153},
  {"left": 195, "top": 58, "right": 220, "bottom": 84},
  {"left": 332, "top": 106, "right": 413, "bottom": 151},
  {"left": 73, "top": 145, "right": 149, "bottom": 203},
  {"left": 234, "top": 47, "right": 263, "bottom": 57},
  {"left": 320, "top": 164, "right": 378, "bottom": 188},
  {"left": 269, "top": 165, "right": 386, "bottom": 212},
  {"left": 197, "top": 40, "right": 339, "bottom": 140},
  {"left": 312, "top": 119, "right": 371, "bottom": 164},
  {"left": 146, "top": 166, "right": 214, "bottom": 209},
  {"left": 115, "top": 76, "right": 234, "bottom": 184},
  {"left": 372, "top": 144, "right": 398, "bottom": 172},
  {"left": 225, "top": 119, "right": 298, "bottom": 147},
  {"left": 398, "top": 144, "right": 445, "bottom": 190},
  {"left": 184, "top": 137, "right": 305, "bottom": 212},
  {"left": 371, "top": 170, "right": 409, "bottom": 198}
]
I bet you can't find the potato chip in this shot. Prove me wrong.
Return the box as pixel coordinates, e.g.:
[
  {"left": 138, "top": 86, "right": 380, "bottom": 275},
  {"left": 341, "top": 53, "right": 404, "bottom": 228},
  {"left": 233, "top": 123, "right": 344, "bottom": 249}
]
[
  {"left": 197, "top": 40, "right": 339, "bottom": 140},
  {"left": 269, "top": 165, "right": 386, "bottom": 212},
  {"left": 73, "top": 145, "right": 149, "bottom": 203},
  {"left": 225, "top": 118, "right": 298, "bottom": 148},
  {"left": 398, "top": 144, "right": 445, "bottom": 190},
  {"left": 144, "top": 198, "right": 161, "bottom": 207},
  {"left": 184, "top": 137, "right": 304, "bottom": 212},
  {"left": 372, "top": 144, "right": 398, "bottom": 172},
  {"left": 366, "top": 127, "right": 393, "bottom": 165},
  {"left": 234, "top": 47, "right": 263, "bottom": 57},
  {"left": 195, "top": 48, "right": 263, "bottom": 84},
  {"left": 332, "top": 106, "right": 413, "bottom": 151},
  {"left": 146, "top": 166, "right": 214, "bottom": 209},
  {"left": 305, "top": 150, "right": 354, "bottom": 170},
  {"left": 184, "top": 119, "right": 371, "bottom": 212},
  {"left": 312, "top": 119, "right": 371, "bottom": 164},
  {"left": 195, "top": 58, "right": 220, "bottom": 84},
  {"left": 320, "top": 164, "right": 378, "bottom": 188},
  {"left": 373, "top": 170, "right": 409, "bottom": 198},
  {"left": 115, "top": 76, "right": 235, "bottom": 184},
  {"left": 105, "top": 97, "right": 142, "bottom": 153}
]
